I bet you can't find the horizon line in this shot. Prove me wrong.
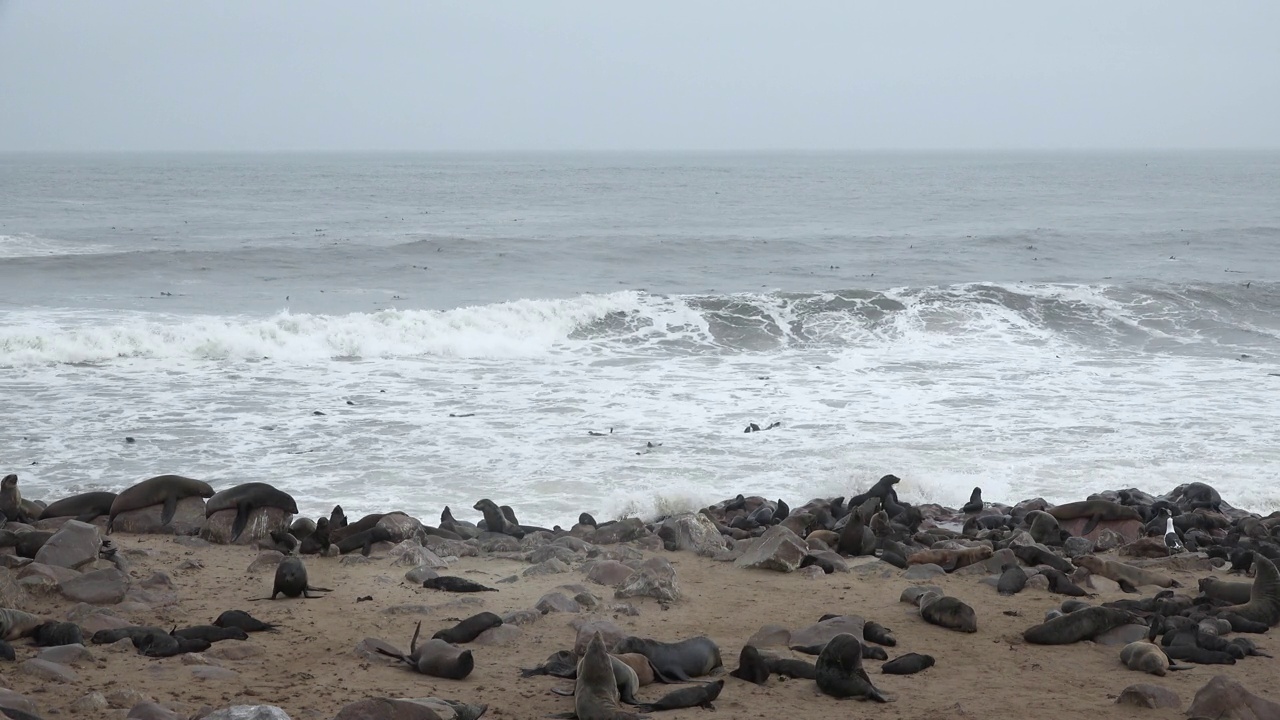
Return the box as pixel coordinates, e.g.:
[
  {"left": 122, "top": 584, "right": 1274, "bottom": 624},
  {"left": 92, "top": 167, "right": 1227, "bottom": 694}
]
[{"left": 2, "top": 146, "right": 1279, "bottom": 156}]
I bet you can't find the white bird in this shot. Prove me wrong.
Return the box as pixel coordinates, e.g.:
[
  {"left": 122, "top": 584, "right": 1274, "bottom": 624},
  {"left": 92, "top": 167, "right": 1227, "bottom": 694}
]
[{"left": 1164, "top": 515, "right": 1184, "bottom": 553}]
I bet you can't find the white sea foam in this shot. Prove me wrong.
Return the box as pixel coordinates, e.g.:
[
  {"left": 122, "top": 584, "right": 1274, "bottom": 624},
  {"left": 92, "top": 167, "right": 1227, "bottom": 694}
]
[{"left": 0, "top": 233, "right": 112, "bottom": 259}]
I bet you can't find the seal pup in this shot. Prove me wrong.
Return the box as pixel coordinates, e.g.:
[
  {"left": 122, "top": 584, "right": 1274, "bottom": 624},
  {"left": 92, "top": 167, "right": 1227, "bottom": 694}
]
[
  {"left": 31, "top": 621, "right": 84, "bottom": 647},
  {"left": 907, "top": 546, "right": 993, "bottom": 572},
  {"left": 299, "top": 517, "right": 331, "bottom": 555},
  {"left": 473, "top": 498, "right": 525, "bottom": 538},
  {"left": 375, "top": 621, "right": 475, "bottom": 679},
  {"left": 863, "top": 621, "right": 897, "bottom": 647},
  {"left": 1120, "top": 641, "right": 1190, "bottom": 676},
  {"left": 253, "top": 557, "right": 331, "bottom": 600},
  {"left": 997, "top": 563, "right": 1028, "bottom": 596},
  {"left": 1024, "top": 606, "right": 1142, "bottom": 645},
  {"left": 1075, "top": 555, "right": 1180, "bottom": 590},
  {"left": 1038, "top": 567, "right": 1089, "bottom": 597},
  {"left": 728, "top": 645, "right": 769, "bottom": 685},
  {"left": 882, "top": 652, "right": 934, "bottom": 675},
  {"left": 38, "top": 490, "right": 117, "bottom": 522},
  {"left": 522, "top": 650, "right": 580, "bottom": 678},
  {"left": 204, "top": 482, "right": 299, "bottom": 542},
  {"left": 815, "top": 633, "right": 890, "bottom": 702},
  {"left": 571, "top": 631, "right": 644, "bottom": 720},
  {"left": 0, "top": 475, "right": 30, "bottom": 523},
  {"left": 611, "top": 635, "right": 722, "bottom": 683},
  {"left": 107, "top": 474, "right": 215, "bottom": 533},
  {"left": 1215, "top": 555, "right": 1280, "bottom": 627},
  {"left": 1047, "top": 500, "right": 1142, "bottom": 535},
  {"left": 212, "top": 610, "right": 278, "bottom": 632},
  {"left": 171, "top": 625, "right": 248, "bottom": 643},
  {"left": 0, "top": 609, "right": 44, "bottom": 641},
  {"left": 433, "top": 612, "right": 503, "bottom": 644},
  {"left": 423, "top": 576, "right": 498, "bottom": 593},
  {"left": 917, "top": 592, "right": 978, "bottom": 632},
  {"left": 0, "top": 639, "right": 14, "bottom": 661},
  {"left": 636, "top": 680, "right": 723, "bottom": 712},
  {"left": 329, "top": 505, "right": 347, "bottom": 529}
]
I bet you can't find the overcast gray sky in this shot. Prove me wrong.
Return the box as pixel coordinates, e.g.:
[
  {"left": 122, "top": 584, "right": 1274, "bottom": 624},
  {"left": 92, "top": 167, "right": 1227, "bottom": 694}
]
[{"left": 1, "top": 1, "right": 1277, "bottom": 152}]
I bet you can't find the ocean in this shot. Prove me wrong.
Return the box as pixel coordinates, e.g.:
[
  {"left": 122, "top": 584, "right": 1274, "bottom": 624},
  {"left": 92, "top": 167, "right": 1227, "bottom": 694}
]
[{"left": 2, "top": 151, "right": 1279, "bottom": 526}]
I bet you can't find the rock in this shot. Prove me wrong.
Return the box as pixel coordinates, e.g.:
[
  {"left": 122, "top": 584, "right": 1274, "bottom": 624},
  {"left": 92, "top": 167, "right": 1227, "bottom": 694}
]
[
  {"left": 71, "top": 691, "right": 109, "bottom": 714},
  {"left": 403, "top": 565, "right": 439, "bottom": 583},
  {"left": 588, "top": 518, "right": 648, "bottom": 545},
  {"left": 1118, "top": 537, "right": 1169, "bottom": 558},
  {"left": 182, "top": 652, "right": 216, "bottom": 666},
  {"left": 1131, "top": 553, "right": 1216, "bottom": 573},
  {"left": 746, "top": 624, "right": 791, "bottom": 648},
  {"left": 376, "top": 513, "right": 424, "bottom": 542},
  {"left": 659, "top": 513, "right": 728, "bottom": 557},
  {"left": 903, "top": 563, "right": 946, "bottom": 579},
  {"left": 140, "top": 570, "right": 174, "bottom": 588},
  {"left": 108, "top": 689, "right": 155, "bottom": 709},
  {"left": 190, "top": 665, "right": 240, "bottom": 681},
  {"left": 340, "top": 555, "right": 371, "bottom": 566},
  {"left": 535, "top": 592, "right": 581, "bottom": 614},
  {"left": 202, "top": 507, "right": 293, "bottom": 545},
  {"left": 0, "top": 689, "right": 38, "bottom": 716},
  {"left": 734, "top": 525, "right": 807, "bottom": 573},
  {"left": 529, "top": 545, "right": 581, "bottom": 565},
  {"left": 572, "top": 619, "right": 625, "bottom": 655},
  {"left": 37, "top": 642, "right": 94, "bottom": 665},
  {"left": 472, "top": 624, "right": 523, "bottom": 646},
  {"left": 381, "top": 604, "right": 435, "bottom": 616},
  {"left": 1060, "top": 517, "right": 1141, "bottom": 545},
  {"left": 1062, "top": 536, "right": 1095, "bottom": 558},
  {"left": 0, "top": 566, "right": 28, "bottom": 609},
  {"left": 66, "top": 604, "right": 130, "bottom": 634},
  {"left": 333, "top": 698, "right": 443, "bottom": 720},
  {"left": 106, "top": 637, "right": 136, "bottom": 653},
  {"left": 111, "top": 496, "right": 206, "bottom": 535},
  {"left": 207, "top": 643, "right": 264, "bottom": 661},
  {"left": 173, "top": 535, "right": 211, "bottom": 548},
  {"left": 1094, "top": 623, "right": 1150, "bottom": 646},
  {"left": 243, "top": 549, "right": 287, "bottom": 574},
  {"left": 17, "top": 561, "right": 80, "bottom": 585},
  {"left": 1025, "top": 573, "right": 1050, "bottom": 591},
  {"left": 1116, "top": 683, "right": 1180, "bottom": 709},
  {"left": 59, "top": 567, "right": 129, "bottom": 604},
  {"left": 202, "top": 706, "right": 291, "bottom": 720},
  {"left": 126, "top": 702, "right": 183, "bottom": 720},
  {"left": 611, "top": 602, "right": 640, "bottom": 616},
  {"left": 952, "top": 547, "right": 1014, "bottom": 576},
  {"left": 552, "top": 535, "right": 592, "bottom": 553},
  {"left": 798, "top": 565, "right": 826, "bottom": 580},
  {"left": 1186, "top": 674, "right": 1280, "bottom": 719},
  {"left": 177, "top": 559, "right": 205, "bottom": 571},
  {"left": 501, "top": 609, "right": 542, "bottom": 627},
  {"left": 391, "top": 543, "right": 447, "bottom": 569},
  {"left": 33, "top": 520, "right": 102, "bottom": 569},
  {"left": 523, "top": 558, "right": 571, "bottom": 576},
  {"left": 584, "top": 560, "right": 635, "bottom": 586},
  {"left": 614, "top": 556, "right": 681, "bottom": 603},
  {"left": 19, "top": 657, "right": 78, "bottom": 682},
  {"left": 804, "top": 550, "right": 849, "bottom": 572},
  {"left": 790, "top": 615, "right": 864, "bottom": 648}
]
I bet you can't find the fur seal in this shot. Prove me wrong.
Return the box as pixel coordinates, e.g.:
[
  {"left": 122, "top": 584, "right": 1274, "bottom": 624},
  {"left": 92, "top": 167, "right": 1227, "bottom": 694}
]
[
  {"left": 636, "top": 680, "right": 723, "bottom": 712},
  {"left": 611, "top": 635, "right": 722, "bottom": 683},
  {"left": 862, "top": 621, "right": 896, "bottom": 647},
  {"left": 204, "top": 482, "right": 298, "bottom": 542},
  {"left": 1038, "top": 567, "right": 1089, "bottom": 597},
  {"left": 433, "top": 612, "right": 503, "bottom": 644},
  {"left": 997, "top": 563, "right": 1028, "bottom": 595},
  {"left": 1216, "top": 555, "right": 1280, "bottom": 627},
  {"left": 1199, "top": 577, "right": 1252, "bottom": 605},
  {"left": 1047, "top": 500, "right": 1141, "bottom": 535},
  {"left": 473, "top": 498, "right": 525, "bottom": 538},
  {"left": 375, "top": 621, "right": 475, "bottom": 679},
  {"left": 1023, "top": 606, "right": 1141, "bottom": 644},
  {"left": 212, "top": 610, "right": 278, "bottom": 632},
  {"left": 907, "top": 546, "right": 993, "bottom": 572},
  {"left": 0, "top": 609, "right": 43, "bottom": 641},
  {"left": 1027, "top": 510, "right": 1066, "bottom": 545},
  {"left": 31, "top": 621, "right": 84, "bottom": 647},
  {"left": 573, "top": 631, "right": 642, "bottom": 720},
  {"left": 522, "top": 650, "right": 580, "bottom": 678},
  {"left": 0, "top": 475, "right": 30, "bottom": 523},
  {"left": 836, "top": 512, "right": 876, "bottom": 557},
  {"left": 299, "top": 517, "right": 331, "bottom": 555},
  {"left": 728, "top": 645, "right": 769, "bottom": 684},
  {"left": 335, "top": 525, "right": 393, "bottom": 556},
  {"left": 171, "top": 625, "right": 248, "bottom": 643},
  {"left": 107, "top": 474, "right": 215, "bottom": 533},
  {"left": 1075, "top": 555, "right": 1180, "bottom": 590},
  {"left": 881, "top": 652, "right": 934, "bottom": 675},
  {"left": 422, "top": 576, "right": 498, "bottom": 593},
  {"left": 38, "top": 491, "right": 117, "bottom": 522},
  {"left": 917, "top": 592, "right": 978, "bottom": 632},
  {"left": 961, "top": 487, "right": 984, "bottom": 514},
  {"left": 329, "top": 504, "right": 348, "bottom": 529},
  {"left": 0, "top": 639, "right": 13, "bottom": 661},
  {"left": 15, "top": 531, "right": 54, "bottom": 559},
  {"left": 1120, "top": 641, "right": 1189, "bottom": 676},
  {"left": 846, "top": 474, "right": 901, "bottom": 509},
  {"left": 257, "top": 557, "right": 331, "bottom": 599},
  {"left": 815, "top": 633, "right": 890, "bottom": 702}
]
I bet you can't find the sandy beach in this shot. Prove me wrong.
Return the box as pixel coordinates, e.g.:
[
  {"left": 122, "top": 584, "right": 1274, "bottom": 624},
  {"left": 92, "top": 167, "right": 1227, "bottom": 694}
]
[{"left": 3, "top": 517, "right": 1276, "bottom": 720}]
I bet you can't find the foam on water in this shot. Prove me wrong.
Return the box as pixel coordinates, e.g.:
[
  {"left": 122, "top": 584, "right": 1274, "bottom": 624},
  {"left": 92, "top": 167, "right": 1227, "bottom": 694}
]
[
  {"left": 0, "top": 233, "right": 112, "bottom": 259},
  {"left": 4, "top": 282, "right": 1279, "bottom": 526}
]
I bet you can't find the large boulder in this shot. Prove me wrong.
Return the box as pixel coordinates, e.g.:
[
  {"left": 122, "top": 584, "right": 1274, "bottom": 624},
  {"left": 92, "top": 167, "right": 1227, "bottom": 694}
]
[
  {"left": 1115, "top": 683, "right": 1179, "bottom": 709},
  {"left": 59, "top": 567, "right": 129, "bottom": 604},
  {"left": 789, "top": 615, "right": 865, "bottom": 648},
  {"left": 111, "top": 496, "right": 206, "bottom": 535},
  {"left": 588, "top": 518, "right": 648, "bottom": 545},
  {"left": 33, "top": 520, "right": 102, "bottom": 569},
  {"left": 658, "top": 513, "right": 728, "bottom": 557},
  {"left": 202, "top": 507, "right": 293, "bottom": 545},
  {"left": 1186, "top": 675, "right": 1280, "bottom": 719},
  {"left": 614, "top": 557, "right": 681, "bottom": 603},
  {"left": 735, "top": 525, "right": 807, "bottom": 573},
  {"left": 201, "top": 707, "right": 291, "bottom": 720}
]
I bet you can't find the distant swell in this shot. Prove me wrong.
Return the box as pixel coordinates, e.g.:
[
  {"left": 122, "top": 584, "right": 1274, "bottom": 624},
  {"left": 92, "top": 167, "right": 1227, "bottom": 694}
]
[{"left": 2, "top": 282, "right": 1278, "bottom": 366}]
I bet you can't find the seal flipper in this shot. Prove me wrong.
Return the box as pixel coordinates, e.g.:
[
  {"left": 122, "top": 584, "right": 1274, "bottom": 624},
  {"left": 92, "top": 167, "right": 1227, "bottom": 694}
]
[
  {"left": 160, "top": 494, "right": 178, "bottom": 527},
  {"left": 1118, "top": 578, "right": 1139, "bottom": 594},
  {"left": 1081, "top": 513, "right": 1102, "bottom": 536},
  {"left": 230, "top": 503, "right": 251, "bottom": 542},
  {"left": 649, "top": 663, "right": 693, "bottom": 683},
  {"left": 549, "top": 687, "right": 575, "bottom": 697}
]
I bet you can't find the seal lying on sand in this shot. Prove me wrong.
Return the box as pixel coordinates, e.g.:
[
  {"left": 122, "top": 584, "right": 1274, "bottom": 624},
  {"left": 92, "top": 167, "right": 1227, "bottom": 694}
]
[
  {"left": 636, "top": 680, "right": 723, "bottom": 712},
  {"left": 1215, "top": 555, "right": 1280, "bottom": 627},
  {"left": 612, "top": 635, "right": 722, "bottom": 683},
  {"left": 1075, "top": 555, "right": 1180, "bottom": 590},
  {"left": 1023, "top": 607, "right": 1142, "bottom": 645},
  {"left": 375, "top": 621, "right": 475, "bottom": 680},
  {"left": 564, "top": 631, "right": 645, "bottom": 720}
]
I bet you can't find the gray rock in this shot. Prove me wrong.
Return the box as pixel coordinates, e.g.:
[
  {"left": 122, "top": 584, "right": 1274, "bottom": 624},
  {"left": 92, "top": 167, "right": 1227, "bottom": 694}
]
[
  {"left": 405, "top": 566, "right": 440, "bottom": 583},
  {"left": 126, "top": 702, "right": 183, "bottom": 720},
  {"left": 382, "top": 604, "right": 435, "bottom": 616},
  {"left": 19, "top": 657, "right": 79, "bottom": 682},
  {"left": 0, "top": 689, "right": 39, "bottom": 716},
  {"left": 798, "top": 565, "right": 826, "bottom": 580},
  {"left": 1063, "top": 536, "right": 1095, "bottom": 558},
  {"left": 203, "top": 507, "right": 293, "bottom": 545},
  {"left": 391, "top": 543, "right": 447, "bottom": 569},
  {"left": 18, "top": 561, "right": 80, "bottom": 585},
  {"left": 734, "top": 525, "right": 807, "bottom": 573},
  {"left": 903, "top": 563, "right": 946, "bottom": 579},
  {"left": 246, "top": 551, "right": 284, "bottom": 574},
  {"left": 790, "top": 615, "right": 864, "bottom": 648},
  {"left": 523, "top": 558, "right": 571, "bottom": 576},
  {"left": 174, "top": 535, "right": 212, "bottom": 548},
  {"left": 58, "top": 567, "right": 129, "bottom": 604},
  {"left": 659, "top": 513, "right": 728, "bottom": 557},
  {"left": 206, "top": 643, "right": 264, "bottom": 661},
  {"left": 1095, "top": 528, "right": 1125, "bottom": 551},
  {"left": 396, "top": 697, "right": 488, "bottom": 720},
  {"left": 189, "top": 665, "right": 241, "bottom": 681},
  {"left": 551, "top": 535, "right": 592, "bottom": 553},
  {"left": 376, "top": 513, "right": 424, "bottom": 542},
  {"left": 202, "top": 706, "right": 291, "bottom": 720},
  {"left": 0, "top": 566, "right": 29, "bottom": 608},
  {"left": 614, "top": 556, "right": 681, "bottom": 602},
  {"left": 332, "top": 698, "right": 441, "bottom": 720},
  {"left": 140, "top": 570, "right": 175, "bottom": 588},
  {"left": 501, "top": 609, "right": 542, "bottom": 627},
  {"left": 584, "top": 560, "right": 635, "bottom": 586},
  {"left": 529, "top": 545, "right": 581, "bottom": 565},
  {"left": 340, "top": 555, "right": 372, "bottom": 566},
  {"left": 111, "top": 496, "right": 206, "bottom": 535},
  {"left": 587, "top": 517, "right": 648, "bottom": 545},
  {"left": 37, "top": 642, "right": 94, "bottom": 665},
  {"left": 535, "top": 591, "right": 581, "bottom": 614},
  {"left": 1116, "top": 683, "right": 1180, "bottom": 709},
  {"left": 71, "top": 691, "right": 109, "bottom": 714},
  {"left": 33, "top": 520, "right": 102, "bottom": 569},
  {"left": 479, "top": 535, "right": 521, "bottom": 553},
  {"left": 611, "top": 602, "right": 640, "bottom": 616},
  {"left": 472, "top": 624, "right": 523, "bottom": 646},
  {"left": 108, "top": 689, "right": 155, "bottom": 709},
  {"left": 1186, "top": 675, "right": 1280, "bottom": 718},
  {"left": 1025, "top": 573, "right": 1050, "bottom": 591},
  {"left": 572, "top": 619, "right": 625, "bottom": 656}
]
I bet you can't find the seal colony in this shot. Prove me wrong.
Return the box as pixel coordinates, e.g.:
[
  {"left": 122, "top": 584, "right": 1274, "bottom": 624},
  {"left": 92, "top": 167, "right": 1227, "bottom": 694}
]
[{"left": 2, "top": 473, "right": 1280, "bottom": 719}]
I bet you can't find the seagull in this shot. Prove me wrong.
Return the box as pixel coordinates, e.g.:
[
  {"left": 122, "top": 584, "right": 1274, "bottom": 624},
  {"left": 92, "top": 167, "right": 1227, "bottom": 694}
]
[{"left": 1164, "top": 514, "right": 1185, "bottom": 553}]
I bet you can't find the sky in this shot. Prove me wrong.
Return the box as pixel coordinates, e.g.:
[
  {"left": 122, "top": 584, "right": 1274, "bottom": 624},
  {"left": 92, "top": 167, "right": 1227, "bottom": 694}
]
[{"left": 1, "top": 1, "right": 1278, "bottom": 152}]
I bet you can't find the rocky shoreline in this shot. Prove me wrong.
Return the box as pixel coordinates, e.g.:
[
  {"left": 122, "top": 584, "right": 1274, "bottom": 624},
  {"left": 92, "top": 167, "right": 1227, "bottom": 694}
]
[{"left": 2, "top": 473, "right": 1279, "bottom": 719}]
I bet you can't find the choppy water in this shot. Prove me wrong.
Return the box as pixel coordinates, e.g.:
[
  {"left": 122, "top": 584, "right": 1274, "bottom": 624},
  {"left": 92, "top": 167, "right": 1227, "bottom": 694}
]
[{"left": 2, "top": 152, "right": 1279, "bottom": 525}]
